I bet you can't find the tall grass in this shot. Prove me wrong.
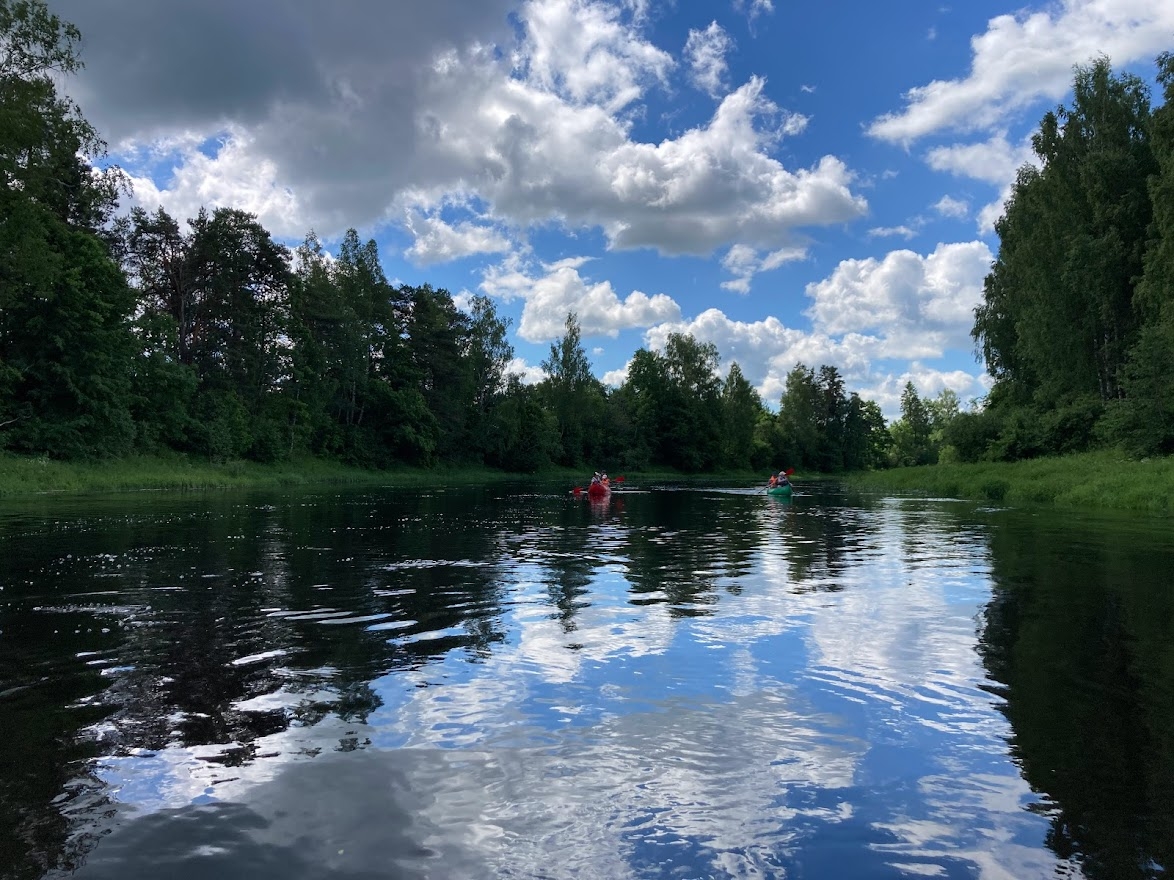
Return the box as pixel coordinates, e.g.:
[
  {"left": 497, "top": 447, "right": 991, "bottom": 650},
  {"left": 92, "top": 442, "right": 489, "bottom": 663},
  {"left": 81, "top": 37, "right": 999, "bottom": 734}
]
[
  {"left": 0, "top": 454, "right": 538, "bottom": 498},
  {"left": 846, "top": 451, "right": 1174, "bottom": 514},
  {"left": 0, "top": 454, "right": 763, "bottom": 499}
]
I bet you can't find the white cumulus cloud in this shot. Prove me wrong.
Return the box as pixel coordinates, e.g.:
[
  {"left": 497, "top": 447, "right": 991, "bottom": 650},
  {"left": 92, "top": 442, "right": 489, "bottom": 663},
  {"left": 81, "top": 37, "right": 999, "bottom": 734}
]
[
  {"left": 868, "top": 0, "right": 1174, "bottom": 144},
  {"left": 720, "top": 243, "right": 807, "bottom": 293},
  {"left": 804, "top": 241, "right": 993, "bottom": 356},
  {"left": 685, "top": 22, "right": 734, "bottom": 98},
  {"left": 519, "top": 0, "right": 674, "bottom": 112},
  {"left": 932, "top": 195, "right": 970, "bottom": 219},
  {"left": 72, "top": 0, "right": 863, "bottom": 263},
  {"left": 404, "top": 215, "right": 512, "bottom": 265},
  {"left": 856, "top": 367, "right": 993, "bottom": 416},
  {"left": 925, "top": 133, "right": 1037, "bottom": 231},
  {"left": 481, "top": 254, "right": 682, "bottom": 342},
  {"left": 734, "top": 0, "right": 775, "bottom": 22},
  {"left": 506, "top": 357, "right": 547, "bottom": 384},
  {"left": 867, "top": 225, "right": 918, "bottom": 240},
  {"left": 625, "top": 241, "right": 992, "bottom": 412},
  {"left": 925, "top": 132, "right": 1035, "bottom": 185},
  {"left": 124, "top": 128, "right": 304, "bottom": 238}
]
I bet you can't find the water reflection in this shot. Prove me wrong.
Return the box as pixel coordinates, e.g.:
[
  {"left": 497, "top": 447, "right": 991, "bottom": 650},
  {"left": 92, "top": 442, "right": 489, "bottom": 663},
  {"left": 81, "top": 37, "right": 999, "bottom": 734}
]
[
  {"left": 0, "top": 485, "right": 1170, "bottom": 877},
  {"left": 977, "top": 511, "right": 1174, "bottom": 879}
]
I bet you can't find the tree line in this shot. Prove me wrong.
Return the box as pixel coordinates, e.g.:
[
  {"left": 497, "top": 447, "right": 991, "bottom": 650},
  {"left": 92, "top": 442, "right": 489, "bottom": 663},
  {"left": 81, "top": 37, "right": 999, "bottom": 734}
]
[
  {"left": 0, "top": 0, "right": 980, "bottom": 476},
  {"left": 956, "top": 53, "right": 1174, "bottom": 462}
]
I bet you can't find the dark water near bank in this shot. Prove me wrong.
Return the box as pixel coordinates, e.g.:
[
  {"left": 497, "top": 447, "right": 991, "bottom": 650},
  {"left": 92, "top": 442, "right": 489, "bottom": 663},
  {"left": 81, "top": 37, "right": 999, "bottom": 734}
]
[{"left": 1, "top": 481, "right": 1172, "bottom": 879}]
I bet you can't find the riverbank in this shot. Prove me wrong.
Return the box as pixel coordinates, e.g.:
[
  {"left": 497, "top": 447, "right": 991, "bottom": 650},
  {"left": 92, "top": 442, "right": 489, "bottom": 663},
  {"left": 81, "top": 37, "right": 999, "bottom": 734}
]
[
  {"left": 0, "top": 454, "right": 543, "bottom": 498},
  {"left": 845, "top": 450, "right": 1174, "bottom": 514},
  {"left": 0, "top": 453, "right": 766, "bottom": 499}
]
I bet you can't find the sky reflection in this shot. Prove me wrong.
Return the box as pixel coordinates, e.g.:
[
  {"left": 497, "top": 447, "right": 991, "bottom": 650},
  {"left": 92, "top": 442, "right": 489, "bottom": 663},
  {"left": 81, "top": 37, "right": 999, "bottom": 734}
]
[{"left": 0, "top": 485, "right": 1121, "bottom": 878}]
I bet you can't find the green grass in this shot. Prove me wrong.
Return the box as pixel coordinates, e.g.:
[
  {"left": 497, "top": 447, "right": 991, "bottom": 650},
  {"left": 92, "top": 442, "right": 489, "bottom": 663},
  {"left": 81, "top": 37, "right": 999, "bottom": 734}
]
[
  {"left": 0, "top": 454, "right": 769, "bottom": 499},
  {"left": 0, "top": 453, "right": 543, "bottom": 498},
  {"left": 845, "top": 450, "right": 1174, "bottom": 514}
]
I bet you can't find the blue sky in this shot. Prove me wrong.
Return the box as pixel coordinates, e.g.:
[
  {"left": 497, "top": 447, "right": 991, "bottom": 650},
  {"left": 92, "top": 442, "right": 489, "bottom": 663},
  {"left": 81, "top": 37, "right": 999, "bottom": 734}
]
[{"left": 56, "top": 0, "right": 1174, "bottom": 415}]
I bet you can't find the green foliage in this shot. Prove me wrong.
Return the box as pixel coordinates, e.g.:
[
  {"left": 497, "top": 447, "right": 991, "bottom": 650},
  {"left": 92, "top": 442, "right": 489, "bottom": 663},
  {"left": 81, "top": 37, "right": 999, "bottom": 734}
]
[
  {"left": 186, "top": 208, "right": 292, "bottom": 403},
  {"left": 843, "top": 395, "right": 889, "bottom": 470},
  {"left": 484, "top": 377, "right": 559, "bottom": 472},
  {"left": 769, "top": 363, "right": 891, "bottom": 473},
  {"left": 888, "top": 382, "right": 935, "bottom": 466},
  {"left": 129, "top": 313, "right": 198, "bottom": 451},
  {"left": 0, "top": 452, "right": 536, "bottom": 497},
  {"left": 777, "top": 364, "right": 821, "bottom": 469},
  {"left": 926, "top": 389, "right": 960, "bottom": 441},
  {"left": 405, "top": 284, "right": 472, "bottom": 461},
  {"left": 1136, "top": 53, "right": 1174, "bottom": 319},
  {"left": 540, "top": 313, "right": 606, "bottom": 467},
  {"left": 661, "top": 333, "right": 722, "bottom": 471},
  {"left": 973, "top": 56, "right": 1174, "bottom": 462},
  {"left": 942, "top": 409, "right": 1003, "bottom": 463},
  {"left": 0, "top": 0, "right": 136, "bottom": 458},
  {"left": 1100, "top": 315, "right": 1174, "bottom": 455},
  {"left": 719, "top": 362, "right": 765, "bottom": 470},
  {"left": 465, "top": 294, "right": 515, "bottom": 461},
  {"left": 848, "top": 450, "right": 1174, "bottom": 514},
  {"left": 187, "top": 390, "right": 251, "bottom": 461},
  {"left": 813, "top": 365, "right": 847, "bottom": 471},
  {"left": 615, "top": 333, "right": 724, "bottom": 473}
]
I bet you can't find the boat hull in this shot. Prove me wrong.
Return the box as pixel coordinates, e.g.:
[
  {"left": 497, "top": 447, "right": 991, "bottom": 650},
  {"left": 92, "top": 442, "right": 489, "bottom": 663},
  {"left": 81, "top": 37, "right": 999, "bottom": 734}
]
[
  {"left": 587, "top": 484, "right": 610, "bottom": 499},
  {"left": 767, "top": 485, "right": 792, "bottom": 497}
]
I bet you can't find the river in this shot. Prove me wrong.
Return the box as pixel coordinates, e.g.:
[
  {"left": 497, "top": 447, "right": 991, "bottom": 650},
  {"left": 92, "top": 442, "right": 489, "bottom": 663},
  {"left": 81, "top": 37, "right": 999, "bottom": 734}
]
[{"left": 1, "top": 481, "right": 1171, "bottom": 879}]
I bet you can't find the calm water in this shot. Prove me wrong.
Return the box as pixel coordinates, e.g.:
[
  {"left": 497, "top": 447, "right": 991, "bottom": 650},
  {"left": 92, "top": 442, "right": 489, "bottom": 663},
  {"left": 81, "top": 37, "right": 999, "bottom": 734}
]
[{"left": 1, "top": 481, "right": 1172, "bottom": 879}]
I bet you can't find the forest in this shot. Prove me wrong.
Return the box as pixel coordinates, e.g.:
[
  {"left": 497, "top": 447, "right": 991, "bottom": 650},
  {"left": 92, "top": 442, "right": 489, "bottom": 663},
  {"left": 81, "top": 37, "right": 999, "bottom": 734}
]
[
  {"left": 3, "top": 0, "right": 1173, "bottom": 476},
  {"left": 961, "top": 53, "right": 1174, "bottom": 461}
]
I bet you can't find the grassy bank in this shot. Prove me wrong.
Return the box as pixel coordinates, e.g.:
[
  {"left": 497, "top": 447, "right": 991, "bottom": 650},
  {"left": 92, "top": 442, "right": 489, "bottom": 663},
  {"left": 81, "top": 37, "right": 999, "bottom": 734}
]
[
  {"left": 0, "top": 454, "right": 552, "bottom": 498},
  {"left": 845, "top": 451, "right": 1174, "bottom": 514},
  {"left": 0, "top": 454, "right": 765, "bottom": 499}
]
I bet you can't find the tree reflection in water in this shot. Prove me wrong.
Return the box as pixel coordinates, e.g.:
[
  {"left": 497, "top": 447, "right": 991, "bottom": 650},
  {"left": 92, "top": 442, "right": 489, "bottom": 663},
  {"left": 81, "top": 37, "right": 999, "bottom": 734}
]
[
  {"left": 977, "top": 512, "right": 1174, "bottom": 879},
  {"left": 2, "top": 485, "right": 1173, "bottom": 878}
]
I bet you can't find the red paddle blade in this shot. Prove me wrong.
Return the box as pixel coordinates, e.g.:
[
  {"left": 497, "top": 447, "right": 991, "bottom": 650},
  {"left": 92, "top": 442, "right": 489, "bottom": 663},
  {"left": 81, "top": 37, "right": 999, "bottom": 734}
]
[
  {"left": 572, "top": 487, "right": 582, "bottom": 495},
  {"left": 614, "top": 476, "right": 625, "bottom": 482},
  {"left": 784, "top": 467, "right": 794, "bottom": 476}
]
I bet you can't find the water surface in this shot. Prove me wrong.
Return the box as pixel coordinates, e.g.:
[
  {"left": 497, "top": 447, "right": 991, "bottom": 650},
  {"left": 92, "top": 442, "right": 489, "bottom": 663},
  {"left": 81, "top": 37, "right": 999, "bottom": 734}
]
[{"left": 1, "top": 481, "right": 1171, "bottom": 878}]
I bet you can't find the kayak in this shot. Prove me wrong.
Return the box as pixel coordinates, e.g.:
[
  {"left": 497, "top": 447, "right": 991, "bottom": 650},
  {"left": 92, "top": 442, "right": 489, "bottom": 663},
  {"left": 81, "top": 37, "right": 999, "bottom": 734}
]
[
  {"left": 587, "top": 483, "right": 611, "bottom": 499},
  {"left": 766, "top": 484, "right": 792, "bottom": 497}
]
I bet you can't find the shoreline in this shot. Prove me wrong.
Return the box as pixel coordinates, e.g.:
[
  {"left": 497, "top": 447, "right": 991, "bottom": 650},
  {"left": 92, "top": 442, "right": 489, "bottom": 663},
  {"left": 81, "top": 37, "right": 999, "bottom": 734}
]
[
  {"left": 0, "top": 454, "right": 766, "bottom": 500},
  {"left": 8, "top": 450, "right": 1169, "bottom": 514},
  {"left": 0, "top": 454, "right": 536, "bottom": 499},
  {"left": 844, "top": 450, "right": 1174, "bottom": 515}
]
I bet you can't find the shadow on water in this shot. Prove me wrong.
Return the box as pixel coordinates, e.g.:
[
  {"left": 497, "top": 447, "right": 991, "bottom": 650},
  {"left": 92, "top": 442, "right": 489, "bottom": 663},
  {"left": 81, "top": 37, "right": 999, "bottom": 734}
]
[
  {"left": 0, "top": 488, "right": 512, "bottom": 877},
  {"left": 975, "top": 509, "right": 1174, "bottom": 879},
  {"left": 58, "top": 752, "right": 462, "bottom": 880},
  {"left": 0, "top": 482, "right": 1172, "bottom": 877}
]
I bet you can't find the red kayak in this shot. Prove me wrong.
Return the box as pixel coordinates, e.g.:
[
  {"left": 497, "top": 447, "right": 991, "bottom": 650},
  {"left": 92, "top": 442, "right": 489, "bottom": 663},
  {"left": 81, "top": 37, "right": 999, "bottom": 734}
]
[{"left": 587, "top": 482, "right": 610, "bottom": 499}]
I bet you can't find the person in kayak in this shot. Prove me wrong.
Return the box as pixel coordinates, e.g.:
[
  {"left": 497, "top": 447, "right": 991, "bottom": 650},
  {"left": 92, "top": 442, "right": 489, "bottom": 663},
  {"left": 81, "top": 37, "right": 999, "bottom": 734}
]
[{"left": 767, "top": 473, "right": 779, "bottom": 488}]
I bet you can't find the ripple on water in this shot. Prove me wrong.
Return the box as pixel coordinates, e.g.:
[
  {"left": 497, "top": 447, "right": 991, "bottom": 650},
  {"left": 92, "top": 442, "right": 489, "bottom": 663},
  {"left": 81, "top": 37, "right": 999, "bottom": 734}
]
[{"left": 1, "top": 484, "right": 1115, "bottom": 880}]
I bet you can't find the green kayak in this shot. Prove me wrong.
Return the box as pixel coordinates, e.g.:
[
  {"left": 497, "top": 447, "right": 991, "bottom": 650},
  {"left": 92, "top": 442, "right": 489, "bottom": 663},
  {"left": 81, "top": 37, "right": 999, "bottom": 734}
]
[{"left": 766, "top": 484, "right": 792, "bottom": 497}]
